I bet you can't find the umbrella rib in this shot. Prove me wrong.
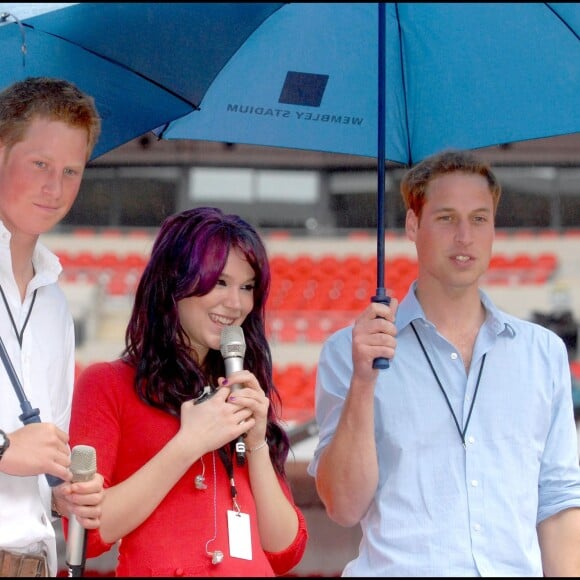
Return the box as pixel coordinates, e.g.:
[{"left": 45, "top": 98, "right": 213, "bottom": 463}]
[
  {"left": 21, "top": 23, "right": 201, "bottom": 109},
  {"left": 393, "top": 2, "right": 412, "bottom": 166},
  {"left": 546, "top": 3, "right": 580, "bottom": 41}
]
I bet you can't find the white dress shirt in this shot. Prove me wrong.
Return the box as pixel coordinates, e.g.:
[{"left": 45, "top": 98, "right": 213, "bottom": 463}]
[{"left": 0, "top": 222, "right": 75, "bottom": 577}]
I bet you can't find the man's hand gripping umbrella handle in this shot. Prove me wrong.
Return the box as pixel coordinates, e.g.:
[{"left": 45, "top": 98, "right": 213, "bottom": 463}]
[{"left": 371, "top": 290, "right": 391, "bottom": 369}]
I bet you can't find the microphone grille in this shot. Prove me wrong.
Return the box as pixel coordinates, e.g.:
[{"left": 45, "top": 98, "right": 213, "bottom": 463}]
[
  {"left": 220, "top": 325, "right": 246, "bottom": 359},
  {"left": 70, "top": 445, "right": 97, "bottom": 482}
]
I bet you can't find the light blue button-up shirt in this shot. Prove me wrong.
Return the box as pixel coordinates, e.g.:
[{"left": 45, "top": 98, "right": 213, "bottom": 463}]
[{"left": 308, "top": 282, "right": 580, "bottom": 577}]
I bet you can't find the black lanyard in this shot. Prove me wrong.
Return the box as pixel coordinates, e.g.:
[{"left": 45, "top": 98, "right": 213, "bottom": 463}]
[
  {"left": 217, "top": 444, "right": 240, "bottom": 511},
  {"left": 410, "top": 321, "right": 486, "bottom": 448},
  {"left": 0, "top": 283, "right": 46, "bottom": 430},
  {"left": 0, "top": 285, "right": 38, "bottom": 347}
]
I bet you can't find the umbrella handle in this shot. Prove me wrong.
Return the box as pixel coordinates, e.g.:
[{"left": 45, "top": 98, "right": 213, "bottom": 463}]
[
  {"left": 0, "top": 335, "right": 64, "bottom": 487},
  {"left": 371, "top": 292, "right": 391, "bottom": 369},
  {"left": 20, "top": 409, "right": 64, "bottom": 488}
]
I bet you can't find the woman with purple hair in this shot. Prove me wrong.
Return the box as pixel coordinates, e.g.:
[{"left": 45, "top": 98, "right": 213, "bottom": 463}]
[{"left": 66, "top": 206, "right": 308, "bottom": 576}]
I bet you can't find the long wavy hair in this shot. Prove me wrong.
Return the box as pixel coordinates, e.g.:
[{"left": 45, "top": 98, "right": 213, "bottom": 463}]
[{"left": 122, "top": 206, "right": 290, "bottom": 475}]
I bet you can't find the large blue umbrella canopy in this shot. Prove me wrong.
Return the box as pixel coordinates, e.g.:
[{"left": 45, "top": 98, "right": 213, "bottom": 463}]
[{"left": 5, "top": 3, "right": 578, "bottom": 165}]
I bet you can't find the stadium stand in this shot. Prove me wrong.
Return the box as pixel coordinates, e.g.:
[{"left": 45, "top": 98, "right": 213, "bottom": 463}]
[{"left": 45, "top": 227, "right": 580, "bottom": 421}]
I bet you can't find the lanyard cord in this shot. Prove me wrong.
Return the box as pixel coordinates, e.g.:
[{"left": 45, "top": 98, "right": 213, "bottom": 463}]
[
  {"left": 202, "top": 445, "right": 239, "bottom": 566},
  {"left": 0, "top": 284, "right": 38, "bottom": 348},
  {"left": 0, "top": 284, "right": 43, "bottom": 428},
  {"left": 217, "top": 444, "right": 241, "bottom": 512},
  {"left": 410, "top": 321, "right": 486, "bottom": 448}
]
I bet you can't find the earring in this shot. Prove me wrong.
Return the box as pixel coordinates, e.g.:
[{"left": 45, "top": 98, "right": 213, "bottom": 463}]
[{"left": 194, "top": 456, "right": 207, "bottom": 490}]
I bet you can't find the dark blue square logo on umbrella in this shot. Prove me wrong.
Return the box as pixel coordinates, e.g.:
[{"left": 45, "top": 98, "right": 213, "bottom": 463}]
[{"left": 279, "top": 71, "right": 329, "bottom": 107}]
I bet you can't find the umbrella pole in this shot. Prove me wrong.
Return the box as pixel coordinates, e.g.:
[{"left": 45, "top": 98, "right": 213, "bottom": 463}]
[
  {"left": 372, "top": 1, "right": 390, "bottom": 370},
  {"left": 0, "top": 335, "right": 62, "bottom": 486}
]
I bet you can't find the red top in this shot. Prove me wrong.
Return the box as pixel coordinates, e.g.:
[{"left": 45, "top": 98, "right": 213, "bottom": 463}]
[{"left": 66, "top": 360, "right": 308, "bottom": 577}]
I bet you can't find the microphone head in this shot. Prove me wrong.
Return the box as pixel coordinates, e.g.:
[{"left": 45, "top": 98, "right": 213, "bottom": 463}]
[
  {"left": 220, "top": 325, "right": 246, "bottom": 360},
  {"left": 70, "top": 445, "right": 97, "bottom": 483}
]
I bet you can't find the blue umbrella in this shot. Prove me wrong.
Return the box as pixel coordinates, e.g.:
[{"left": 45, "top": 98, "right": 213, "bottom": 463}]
[{"left": 155, "top": 2, "right": 580, "bottom": 367}]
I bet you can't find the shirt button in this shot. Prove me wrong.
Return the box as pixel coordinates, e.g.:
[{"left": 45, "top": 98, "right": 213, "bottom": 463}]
[
  {"left": 471, "top": 479, "right": 478, "bottom": 487},
  {"left": 473, "top": 524, "right": 481, "bottom": 532},
  {"left": 467, "top": 436, "right": 475, "bottom": 444},
  {"left": 451, "top": 352, "right": 458, "bottom": 360},
  {"left": 174, "top": 569, "right": 184, "bottom": 576}
]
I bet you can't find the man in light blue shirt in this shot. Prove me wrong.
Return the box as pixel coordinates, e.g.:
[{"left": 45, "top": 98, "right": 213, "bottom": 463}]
[{"left": 307, "top": 149, "right": 580, "bottom": 576}]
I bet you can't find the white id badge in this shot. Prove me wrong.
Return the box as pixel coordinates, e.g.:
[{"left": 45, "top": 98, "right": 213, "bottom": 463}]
[{"left": 227, "top": 510, "right": 252, "bottom": 560}]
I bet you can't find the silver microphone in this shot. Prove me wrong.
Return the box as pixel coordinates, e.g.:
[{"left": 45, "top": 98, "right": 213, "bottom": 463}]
[
  {"left": 66, "top": 445, "right": 97, "bottom": 577},
  {"left": 220, "top": 325, "right": 247, "bottom": 466}
]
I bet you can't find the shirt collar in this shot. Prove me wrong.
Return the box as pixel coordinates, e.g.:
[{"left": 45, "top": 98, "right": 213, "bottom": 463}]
[
  {"left": 396, "top": 279, "right": 516, "bottom": 339},
  {"left": 0, "top": 221, "right": 62, "bottom": 288}
]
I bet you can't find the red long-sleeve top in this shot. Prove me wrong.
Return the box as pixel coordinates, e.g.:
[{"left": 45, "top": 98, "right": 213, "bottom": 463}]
[{"left": 66, "top": 360, "right": 308, "bottom": 576}]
